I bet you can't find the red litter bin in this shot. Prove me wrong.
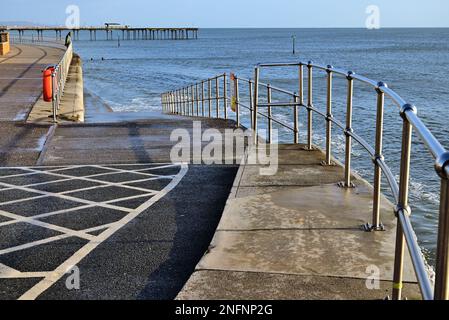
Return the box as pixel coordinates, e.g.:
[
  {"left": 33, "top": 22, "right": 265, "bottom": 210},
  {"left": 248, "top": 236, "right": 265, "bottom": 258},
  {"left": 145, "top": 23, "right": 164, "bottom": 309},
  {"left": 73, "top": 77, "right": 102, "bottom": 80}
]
[{"left": 43, "top": 66, "right": 55, "bottom": 102}]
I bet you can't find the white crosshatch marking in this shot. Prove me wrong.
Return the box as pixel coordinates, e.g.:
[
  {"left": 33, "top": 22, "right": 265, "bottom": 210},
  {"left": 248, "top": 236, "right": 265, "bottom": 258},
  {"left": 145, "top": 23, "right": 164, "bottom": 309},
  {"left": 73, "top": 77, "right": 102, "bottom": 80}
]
[{"left": 0, "top": 163, "right": 188, "bottom": 299}]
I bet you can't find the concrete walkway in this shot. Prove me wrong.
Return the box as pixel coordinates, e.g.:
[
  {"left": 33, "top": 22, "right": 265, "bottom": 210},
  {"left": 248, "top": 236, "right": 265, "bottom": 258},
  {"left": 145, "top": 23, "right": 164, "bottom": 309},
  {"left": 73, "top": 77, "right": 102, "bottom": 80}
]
[
  {"left": 27, "top": 54, "right": 85, "bottom": 124},
  {"left": 0, "top": 44, "right": 65, "bottom": 122},
  {"left": 177, "top": 144, "right": 423, "bottom": 300}
]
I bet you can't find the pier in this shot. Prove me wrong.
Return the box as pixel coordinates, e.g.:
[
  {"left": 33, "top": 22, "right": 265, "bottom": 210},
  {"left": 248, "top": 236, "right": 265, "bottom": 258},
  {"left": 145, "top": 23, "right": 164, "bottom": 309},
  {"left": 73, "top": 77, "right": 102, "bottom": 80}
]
[{"left": 1, "top": 26, "right": 199, "bottom": 41}]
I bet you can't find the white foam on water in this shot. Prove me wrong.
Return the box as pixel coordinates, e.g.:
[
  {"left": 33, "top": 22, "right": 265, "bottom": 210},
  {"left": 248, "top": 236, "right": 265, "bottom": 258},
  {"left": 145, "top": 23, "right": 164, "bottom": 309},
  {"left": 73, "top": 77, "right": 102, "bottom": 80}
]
[{"left": 108, "top": 96, "right": 162, "bottom": 113}]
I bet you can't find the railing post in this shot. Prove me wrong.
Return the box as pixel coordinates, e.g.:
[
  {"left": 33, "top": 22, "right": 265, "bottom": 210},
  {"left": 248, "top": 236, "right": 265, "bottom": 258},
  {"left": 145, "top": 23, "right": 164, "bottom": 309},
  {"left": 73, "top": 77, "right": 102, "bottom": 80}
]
[
  {"left": 294, "top": 93, "right": 299, "bottom": 144},
  {"left": 201, "top": 81, "right": 205, "bottom": 117},
  {"left": 168, "top": 92, "right": 171, "bottom": 113},
  {"left": 175, "top": 91, "right": 178, "bottom": 114},
  {"left": 177, "top": 90, "right": 180, "bottom": 114},
  {"left": 215, "top": 77, "right": 220, "bottom": 118},
  {"left": 325, "top": 66, "right": 333, "bottom": 165},
  {"left": 307, "top": 61, "right": 313, "bottom": 150},
  {"left": 370, "top": 83, "right": 387, "bottom": 231},
  {"left": 185, "top": 87, "right": 188, "bottom": 115},
  {"left": 223, "top": 73, "right": 228, "bottom": 120},
  {"left": 51, "top": 72, "right": 57, "bottom": 123},
  {"left": 341, "top": 71, "right": 355, "bottom": 188},
  {"left": 184, "top": 87, "right": 188, "bottom": 115},
  {"left": 234, "top": 76, "right": 240, "bottom": 127},
  {"left": 208, "top": 79, "right": 212, "bottom": 118},
  {"left": 249, "top": 79, "right": 254, "bottom": 129},
  {"left": 184, "top": 88, "right": 187, "bottom": 115},
  {"left": 267, "top": 84, "right": 272, "bottom": 144},
  {"left": 191, "top": 87, "right": 194, "bottom": 115},
  {"left": 190, "top": 85, "right": 194, "bottom": 116},
  {"left": 182, "top": 88, "right": 185, "bottom": 115},
  {"left": 166, "top": 93, "right": 169, "bottom": 113},
  {"left": 392, "top": 105, "right": 415, "bottom": 300},
  {"left": 195, "top": 83, "right": 199, "bottom": 116},
  {"left": 296, "top": 63, "right": 304, "bottom": 145},
  {"left": 435, "top": 153, "right": 449, "bottom": 300},
  {"left": 253, "top": 67, "right": 260, "bottom": 145}
]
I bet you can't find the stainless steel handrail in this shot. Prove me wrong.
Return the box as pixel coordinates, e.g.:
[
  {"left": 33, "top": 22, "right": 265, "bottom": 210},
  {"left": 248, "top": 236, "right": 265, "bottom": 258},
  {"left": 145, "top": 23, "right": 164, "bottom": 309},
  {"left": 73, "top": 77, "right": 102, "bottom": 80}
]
[
  {"left": 50, "top": 42, "right": 73, "bottom": 122},
  {"left": 162, "top": 61, "right": 449, "bottom": 300},
  {"left": 162, "top": 73, "right": 229, "bottom": 120}
]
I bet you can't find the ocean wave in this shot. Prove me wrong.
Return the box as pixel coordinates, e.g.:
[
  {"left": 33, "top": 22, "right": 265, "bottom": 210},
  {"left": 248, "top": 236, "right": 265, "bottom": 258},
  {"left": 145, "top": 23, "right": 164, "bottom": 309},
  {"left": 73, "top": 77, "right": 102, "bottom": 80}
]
[{"left": 107, "top": 96, "right": 162, "bottom": 113}]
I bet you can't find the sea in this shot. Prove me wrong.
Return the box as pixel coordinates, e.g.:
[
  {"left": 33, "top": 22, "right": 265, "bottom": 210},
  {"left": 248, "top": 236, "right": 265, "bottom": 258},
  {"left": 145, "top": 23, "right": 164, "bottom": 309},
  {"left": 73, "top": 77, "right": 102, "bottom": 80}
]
[{"left": 19, "top": 28, "right": 449, "bottom": 265}]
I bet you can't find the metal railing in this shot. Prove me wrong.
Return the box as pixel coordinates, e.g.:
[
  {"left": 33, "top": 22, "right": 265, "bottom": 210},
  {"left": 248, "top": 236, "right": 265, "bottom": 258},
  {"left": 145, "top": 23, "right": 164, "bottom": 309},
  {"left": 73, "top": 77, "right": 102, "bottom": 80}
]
[
  {"left": 162, "top": 61, "right": 449, "bottom": 300},
  {"left": 50, "top": 42, "right": 73, "bottom": 121},
  {"left": 162, "top": 73, "right": 229, "bottom": 119},
  {"left": 10, "top": 36, "right": 66, "bottom": 48}
]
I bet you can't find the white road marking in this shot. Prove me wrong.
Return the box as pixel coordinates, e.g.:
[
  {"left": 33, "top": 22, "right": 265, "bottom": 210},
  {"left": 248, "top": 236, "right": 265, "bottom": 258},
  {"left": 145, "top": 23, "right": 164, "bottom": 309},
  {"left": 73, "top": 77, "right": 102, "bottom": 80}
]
[
  {"left": 0, "top": 223, "right": 115, "bottom": 256},
  {"left": 0, "top": 209, "right": 96, "bottom": 242},
  {"left": 0, "top": 163, "right": 187, "bottom": 299},
  {"left": 18, "top": 163, "right": 188, "bottom": 300},
  {"left": 0, "top": 263, "right": 50, "bottom": 279}
]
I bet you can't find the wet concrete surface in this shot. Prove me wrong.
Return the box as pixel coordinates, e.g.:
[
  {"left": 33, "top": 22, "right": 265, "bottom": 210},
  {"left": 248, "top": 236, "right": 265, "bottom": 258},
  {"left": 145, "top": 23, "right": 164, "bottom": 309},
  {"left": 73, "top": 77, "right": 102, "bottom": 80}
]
[
  {"left": 0, "top": 122, "right": 51, "bottom": 166},
  {"left": 178, "top": 144, "right": 424, "bottom": 300},
  {"left": 41, "top": 117, "right": 240, "bottom": 165},
  {"left": 177, "top": 270, "right": 420, "bottom": 300}
]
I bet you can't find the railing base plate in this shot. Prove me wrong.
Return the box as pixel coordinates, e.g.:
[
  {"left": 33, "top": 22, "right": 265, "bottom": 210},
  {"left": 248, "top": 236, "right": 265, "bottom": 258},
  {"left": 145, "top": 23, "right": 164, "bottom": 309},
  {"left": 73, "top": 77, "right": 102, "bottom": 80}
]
[
  {"left": 337, "top": 181, "right": 356, "bottom": 188},
  {"left": 362, "top": 223, "right": 386, "bottom": 232},
  {"left": 320, "top": 160, "right": 337, "bottom": 167}
]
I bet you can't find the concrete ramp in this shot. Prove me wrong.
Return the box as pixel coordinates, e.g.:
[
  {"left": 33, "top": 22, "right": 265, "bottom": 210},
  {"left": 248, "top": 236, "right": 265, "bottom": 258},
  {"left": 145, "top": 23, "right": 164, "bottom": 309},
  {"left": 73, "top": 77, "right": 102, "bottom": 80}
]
[{"left": 177, "top": 144, "right": 422, "bottom": 300}]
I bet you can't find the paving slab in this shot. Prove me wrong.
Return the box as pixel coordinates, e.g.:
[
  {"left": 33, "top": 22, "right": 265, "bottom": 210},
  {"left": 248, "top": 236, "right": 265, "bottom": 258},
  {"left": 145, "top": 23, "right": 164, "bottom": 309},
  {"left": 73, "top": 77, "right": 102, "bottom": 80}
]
[{"left": 218, "top": 181, "right": 394, "bottom": 230}]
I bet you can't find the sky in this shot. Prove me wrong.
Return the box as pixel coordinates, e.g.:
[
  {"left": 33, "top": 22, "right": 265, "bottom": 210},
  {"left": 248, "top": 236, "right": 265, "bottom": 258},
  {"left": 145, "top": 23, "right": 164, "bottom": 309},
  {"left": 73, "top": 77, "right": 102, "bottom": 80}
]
[{"left": 1, "top": 0, "right": 448, "bottom": 28}]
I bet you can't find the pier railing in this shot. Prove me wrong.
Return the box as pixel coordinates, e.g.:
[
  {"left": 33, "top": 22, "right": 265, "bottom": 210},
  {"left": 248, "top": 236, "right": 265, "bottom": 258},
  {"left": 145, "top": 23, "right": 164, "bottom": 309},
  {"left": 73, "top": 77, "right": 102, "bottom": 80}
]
[
  {"left": 10, "top": 36, "right": 65, "bottom": 47},
  {"left": 161, "top": 61, "right": 449, "bottom": 301}
]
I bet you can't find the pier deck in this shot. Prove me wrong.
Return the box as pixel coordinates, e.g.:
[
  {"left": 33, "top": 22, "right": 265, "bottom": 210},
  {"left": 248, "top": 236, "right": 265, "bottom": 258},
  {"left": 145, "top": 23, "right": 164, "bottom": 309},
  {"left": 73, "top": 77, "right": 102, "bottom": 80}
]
[
  {"left": 177, "top": 144, "right": 422, "bottom": 300},
  {"left": 4, "top": 26, "right": 199, "bottom": 41}
]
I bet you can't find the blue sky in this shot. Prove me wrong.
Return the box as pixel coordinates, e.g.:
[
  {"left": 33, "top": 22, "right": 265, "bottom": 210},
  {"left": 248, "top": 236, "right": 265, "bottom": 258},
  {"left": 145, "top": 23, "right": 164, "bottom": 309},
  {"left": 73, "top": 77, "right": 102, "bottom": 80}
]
[{"left": 1, "top": 0, "right": 448, "bottom": 28}]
